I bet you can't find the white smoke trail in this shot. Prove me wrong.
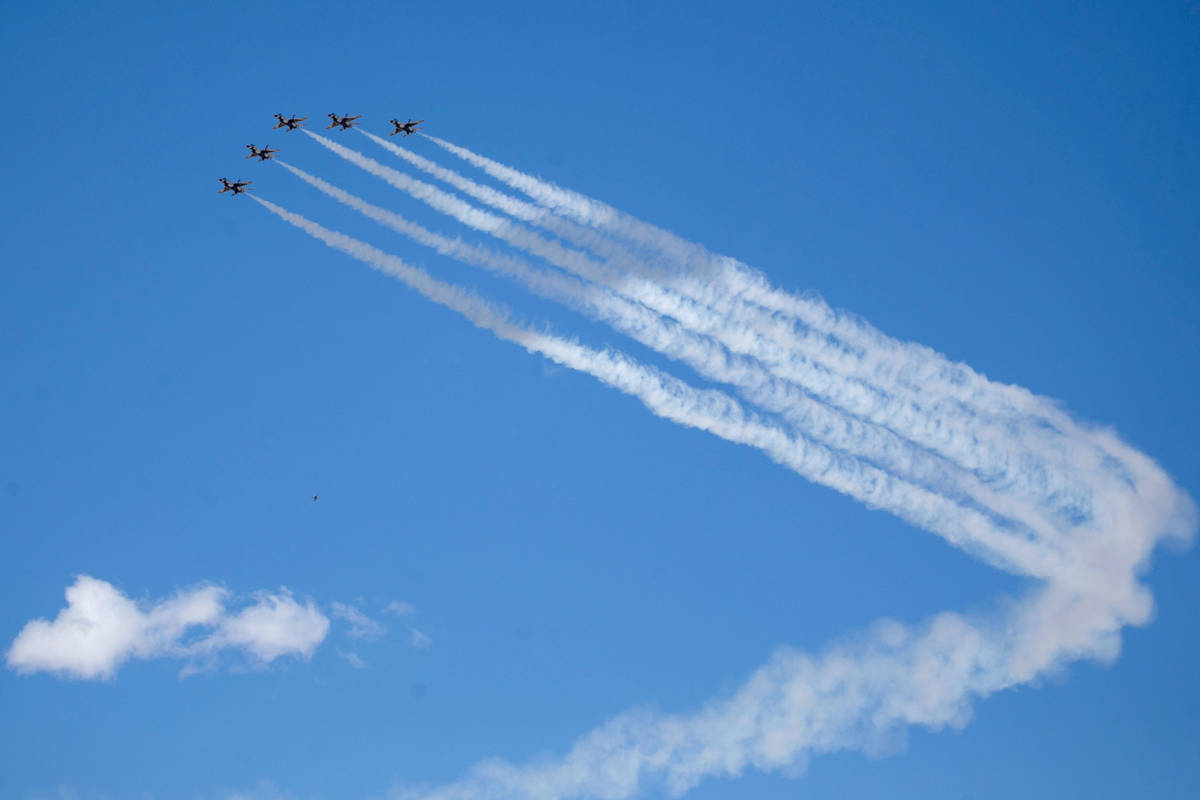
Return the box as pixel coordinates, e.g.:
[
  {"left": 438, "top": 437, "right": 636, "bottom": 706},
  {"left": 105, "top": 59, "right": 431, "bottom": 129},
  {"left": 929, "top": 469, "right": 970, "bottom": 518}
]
[
  {"left": 306, "top": 132, "right": 1106, "bottom": 523},
  {"left": 252, "top": 194, "right": 1058, "bottom": 577},
  {"left": 413, "top": 137, "right": 1155, "bottom": 540},
  {"left": 365, "top": 133, "right": 1123, "bottom": 539},
  {"left": 418, "top": 132, "right": 1091, "bottom": 444},
  {"left": 277, "top": 162, "right": 1072, "bottom": 561}
]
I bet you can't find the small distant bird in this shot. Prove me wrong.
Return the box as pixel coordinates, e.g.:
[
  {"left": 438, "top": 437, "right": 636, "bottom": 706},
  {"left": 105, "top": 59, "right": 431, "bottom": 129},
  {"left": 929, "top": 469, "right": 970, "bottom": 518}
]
[{"left": 313, "top": 494, "right": 318, "bottom": 502}]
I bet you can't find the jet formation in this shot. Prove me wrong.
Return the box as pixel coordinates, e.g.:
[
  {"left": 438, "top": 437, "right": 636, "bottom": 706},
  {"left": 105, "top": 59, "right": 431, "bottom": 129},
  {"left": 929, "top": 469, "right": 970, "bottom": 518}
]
[
  {"left": 389, "top": 118, "right": 424, "bottom": 137},
  {"left": 219, "top": 113, "right": 426, "bottom": 196}
]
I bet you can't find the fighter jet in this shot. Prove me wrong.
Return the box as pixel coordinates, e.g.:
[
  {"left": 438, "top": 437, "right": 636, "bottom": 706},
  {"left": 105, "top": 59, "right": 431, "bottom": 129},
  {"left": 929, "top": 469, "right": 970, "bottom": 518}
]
[
  {"left": 245, "top": 144, "right": 280, "bottom": 161},
  {"left": 217, "top": 178, "right": 253, "bottom": 196},
  {"left": 273, "top": 113, "right": 307, "bottom": 131},
  {"left": 389, "top": 118, "right": 425, "bottom": 137},
  {"left": 326, "top": 113, "right": 361, "bottom": 131},
  {"left": 312, "top": 494, "right": 318, "bottom": 502}
]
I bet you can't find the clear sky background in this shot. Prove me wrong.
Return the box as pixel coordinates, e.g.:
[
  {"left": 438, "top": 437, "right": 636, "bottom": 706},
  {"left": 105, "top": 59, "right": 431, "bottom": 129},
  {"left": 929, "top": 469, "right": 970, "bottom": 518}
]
[{"left": 1, "top": 1, "right": 1198, "bottom": 798}]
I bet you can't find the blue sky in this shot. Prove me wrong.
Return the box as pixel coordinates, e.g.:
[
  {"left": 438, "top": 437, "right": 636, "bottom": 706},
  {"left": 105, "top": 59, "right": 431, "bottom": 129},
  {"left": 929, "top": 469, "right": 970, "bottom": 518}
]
[{"left": 2, "top": 1, "right": 1198, "bottom": 798}]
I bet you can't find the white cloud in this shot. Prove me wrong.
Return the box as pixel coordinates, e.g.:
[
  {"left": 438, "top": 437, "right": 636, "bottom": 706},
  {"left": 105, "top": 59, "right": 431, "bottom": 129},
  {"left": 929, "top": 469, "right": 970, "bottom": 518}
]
[
  {"left": 409, "top": 628, "right": 432, "bottom": 649},
  {"left": 6, "top": 576, "right": 223, "bottom": 680},
  {"left": 196, "top": 590, "right": 329, "bottom": 665},
  {"left": 6, "top": 576, "right": 330, "bottom": 680},
  {"left": 332, "top": 601, "right": 386, "bottom": 639}
]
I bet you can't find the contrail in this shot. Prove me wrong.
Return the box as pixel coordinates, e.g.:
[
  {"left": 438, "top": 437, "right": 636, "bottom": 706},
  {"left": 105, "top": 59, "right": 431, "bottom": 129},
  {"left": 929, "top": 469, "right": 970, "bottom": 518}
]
[
  {"left": 278, "top": 161, "right": 1072, "bottom": 562},
  {"left": 408, "top": 134, "right": 1137, "bottom": 529},
  {"left": 306, "top": 132, "right": 1105, "bottom": 520},
  {"left": 254, "top": 187, "right": 1188, "bottom": 587},
  {"left": 252, "top": 194, "right": 1059, "bottom": 577},
  {"left": 418, "top": 132, "right": 1085, "bottom": 438}
]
